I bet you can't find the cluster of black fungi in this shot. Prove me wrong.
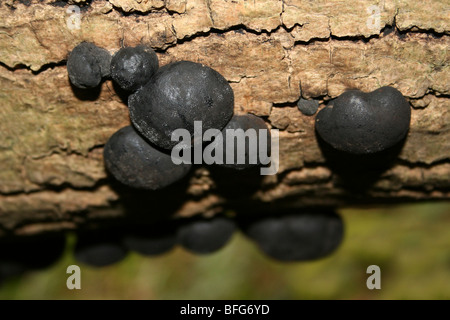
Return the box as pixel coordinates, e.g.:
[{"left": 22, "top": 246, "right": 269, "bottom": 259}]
[
  {"left": 0, "top": 210, "right": 344, "bottom": 281},
  {"left": 0, "top": 41, "right": 412, "bottom": 279},
  {"left": 68, "top": 42, "right": 273, "bottom": 189}
]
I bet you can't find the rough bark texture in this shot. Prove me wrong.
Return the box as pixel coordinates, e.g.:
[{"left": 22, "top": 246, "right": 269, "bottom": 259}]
[{"left": 0, "top": 0, "right": 449, "bottom": 236}]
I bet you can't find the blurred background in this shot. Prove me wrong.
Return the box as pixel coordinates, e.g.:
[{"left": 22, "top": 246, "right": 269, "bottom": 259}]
[{"left": 0, "top": 201, "right": 449, "bottom": 300}]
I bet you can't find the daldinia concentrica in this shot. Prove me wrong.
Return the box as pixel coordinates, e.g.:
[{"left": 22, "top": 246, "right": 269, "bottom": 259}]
[
  {"left": 240, "top": 211, "right": 344, "bottom": 262},
  {"left": 67, "top": 42, "right": 111, "bottom": 89},
  {"left": 103, "top": 126, "right": 192, "bottom": 190},
  {"left": 315, "top": 86, "right": 411, "bottom": 154},
  {"left": 128, "top": 61, "right": 234, "bottom": 150},
  {"left": 110, "top": 45, "right": 159, "bottom": 92}
]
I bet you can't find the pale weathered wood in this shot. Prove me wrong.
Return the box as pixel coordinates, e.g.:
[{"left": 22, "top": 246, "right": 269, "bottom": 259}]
[{"left": 0, "top": 0, "right": 448, "bottom": 236}]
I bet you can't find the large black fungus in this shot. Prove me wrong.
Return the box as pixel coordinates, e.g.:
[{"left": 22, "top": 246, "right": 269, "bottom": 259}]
[
  {"left": 209, "top": 114, "right": 271, "bottom": 170},
  {"left": 128, "top": 61, "right": 234, "bottom": 150},
  {"left": 122, "top": 221, "right": 177, "bottom": 256},
  {"left": 67, "top": 42, "right": 111, "bottom": 89},
  {"left": 177, "top": 216, "right": 236, "bottom": 254},
  {"left": 74, "top": 229, "right": 128, "bottom": 268},
  {"left": 103, "top": 126, "right": 192, "bottom": 190},
  {"left": 110, "top": 45, "right": 159, "bottom": 92},
  {"left": 240, "top": 211, "right": 344, "bottom": 262},
  {"left": 315, "top": 86, "right": 411, "bottom": 154}
]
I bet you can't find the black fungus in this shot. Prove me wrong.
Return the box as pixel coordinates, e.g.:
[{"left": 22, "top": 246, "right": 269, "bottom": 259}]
[
  {"left": 240, "top": 211, "right": 344, "bottom": 262},
  {"left": 122, "top": 221, "right": 177, "bottom": 256},
  {"left": 177, "top": 216, "right": 236, "bottom": 254},
  {"left": 297, "top": 98, "right": 319, "bottom": 116},
  {"left": 0, "top": 233, "right": 66, "bottom": 281},
  {"left": 67, "top": 42, "right": 112, "bottom": 89},
  {"left": 128, "top": 61, "right": 234, "bottom": 150},
  {"left": 110, "top": 45, "right": 159, "bottom": 92},
  {"left": 212, "top": 114, "right": 271, "bottom": 170},
  {"left": 103, "top": 125, "right": 192, "bottom": 190},
  {"left": 315, "top": 86, "right": 411, "bottom": 154},
  {"left": 74, "top": 229, "right": 128, "bottom": 268}
]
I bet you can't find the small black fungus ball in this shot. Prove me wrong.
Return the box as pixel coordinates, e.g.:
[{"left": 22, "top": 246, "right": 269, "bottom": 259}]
[
  {"left": 297, "top": 98, "right": 319, "bottom": 116},
  {"left": 0, "top": 233, "right": 66, "bottom": 281},
  {"left": 122, "top": 221, "right": 177, "bottom": 256},
  {"left": 212, "top": 114, "right": 271, "bottom": 170},
  {"left": 110, "top": 45, "right": 159, "bottom": 92},
  {"left": 177, "top": 216, "right": 236, "bottom": 254},
  {"left": 67, "top": 42, "right": 111, "bottom": 89},
  {"left": 74, "top": 229, "right": 128, "bottom": 268},
  {"left": 240, "top": 211, "right": 344, "bottom": 262},
  {"left": 128, "top": 61, "right": 234, "bottom": 150},
  {"left": 104, "top": 126, "right": 192, "bottom": 190},
  {"left": 315, "top": 86, "right": 411, "bottom": 154}
]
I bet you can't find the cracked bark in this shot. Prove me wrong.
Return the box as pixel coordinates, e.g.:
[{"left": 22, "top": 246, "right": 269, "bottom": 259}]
[{"left": 0, "top": 0, "right": 448, "bottom": 237}]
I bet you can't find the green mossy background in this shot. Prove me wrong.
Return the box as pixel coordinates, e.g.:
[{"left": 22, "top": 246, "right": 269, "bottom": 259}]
[{"left": 1, "top": 202, "right": 449, "bottom": 300}]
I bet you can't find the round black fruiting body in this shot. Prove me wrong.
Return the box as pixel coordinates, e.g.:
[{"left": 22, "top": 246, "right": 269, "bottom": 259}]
[
  {"left": 297, "top": 98, "right": 319, "bottom": 116},
  {"left": 110, "top": 45, "right": 159, "bottom": 92},
  {"left": 315, "top": 86, "right": 411, "bottom": 154},
  {"left": 122, "top": 222, "right": 178, "bottom": 256},
  {"left": 67, "top": 42, "right": 111, "bottom": 89},
  {"left": 103, "top": 126, "right": 192, "bottom": 190},
  {"left": 240, "top": 211, "right": 344, "bottom": 262},
  {"left": 213, "top": 114, "right": 271, "bottom": 170},
  {"left": 128, "top": 61, "right": 234, "bottom": 150},
  {"left": 74, "top": 229, "right": 128, "bottom": 268},
  {"left": 177, "top": 216, "right": 236, "bottom": 254},
  {"left": 0, "top": 233, "right": 66, "bottom": 277}
]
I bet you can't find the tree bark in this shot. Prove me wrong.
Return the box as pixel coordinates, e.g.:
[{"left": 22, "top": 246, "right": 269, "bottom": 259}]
[{"left": 0, "top": 0, "right": 448, "bottom": 236}]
